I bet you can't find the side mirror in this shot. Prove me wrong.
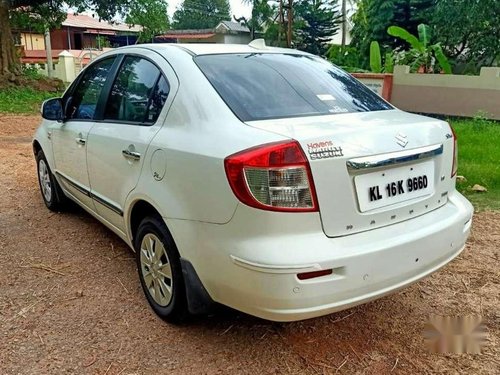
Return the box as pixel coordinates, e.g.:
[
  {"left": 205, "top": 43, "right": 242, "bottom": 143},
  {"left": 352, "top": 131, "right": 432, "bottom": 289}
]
[{"left": 41, "top": 98, "right": 63, "bottom": 121}]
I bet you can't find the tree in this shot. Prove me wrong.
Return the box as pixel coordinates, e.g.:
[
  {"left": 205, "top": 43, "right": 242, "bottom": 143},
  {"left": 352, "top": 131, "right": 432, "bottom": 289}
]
[
  {"left": 350, "top": 0, "right": 432, "bottom": 68},
  {"left": 172, "top": 0, "right": 230, "bottom": 30},
  {"left": 237, "top": 0, "right": 274, "bottom": 40},
  {"left": 431, "top": 0, "right": 499, "bottom": 73},
  {"left": 126, "top": 0, "right": 170, "bottom": 43},
  {"left": 1, "top": 0, "right": 129, "bottom": 77},
  {"left": 294, "top": 0, "right": 341, "bottom": 56}
]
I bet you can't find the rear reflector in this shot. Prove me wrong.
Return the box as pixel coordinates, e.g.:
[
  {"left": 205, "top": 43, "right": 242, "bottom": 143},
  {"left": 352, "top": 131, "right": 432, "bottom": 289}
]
[
  {"left": 224, "top": 140, "right": 318, "bottom": 212},
  {"left": 297, "top": 269, "right": 333, "bottom": 280}
]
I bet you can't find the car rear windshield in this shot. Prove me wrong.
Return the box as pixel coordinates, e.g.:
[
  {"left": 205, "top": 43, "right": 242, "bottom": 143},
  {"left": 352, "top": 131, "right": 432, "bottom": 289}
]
[{"left": 195, "top": 53, "right": 392, "bottom": 122}]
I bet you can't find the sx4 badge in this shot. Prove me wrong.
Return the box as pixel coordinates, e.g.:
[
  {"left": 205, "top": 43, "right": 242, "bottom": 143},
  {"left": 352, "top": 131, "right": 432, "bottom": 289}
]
[{"left": 307, "top": 140, "right": 343, "bottom": 160}]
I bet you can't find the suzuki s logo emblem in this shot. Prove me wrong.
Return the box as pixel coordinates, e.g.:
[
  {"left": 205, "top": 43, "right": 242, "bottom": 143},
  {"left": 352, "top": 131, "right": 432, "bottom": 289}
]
[{"left": 395, "top": 133, "right": 409, "bottom": 148}]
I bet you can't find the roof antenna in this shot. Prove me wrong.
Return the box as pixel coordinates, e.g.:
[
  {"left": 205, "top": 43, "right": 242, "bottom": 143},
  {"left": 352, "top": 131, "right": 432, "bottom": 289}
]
[{"left": 249, "top": 39, "right": 266, "bottom": 50}]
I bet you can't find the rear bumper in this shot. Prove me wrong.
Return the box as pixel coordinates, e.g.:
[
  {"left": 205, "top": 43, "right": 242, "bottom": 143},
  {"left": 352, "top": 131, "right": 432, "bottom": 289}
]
[{"left": 167, "top": 191, "right": 473, "bottom": 322}]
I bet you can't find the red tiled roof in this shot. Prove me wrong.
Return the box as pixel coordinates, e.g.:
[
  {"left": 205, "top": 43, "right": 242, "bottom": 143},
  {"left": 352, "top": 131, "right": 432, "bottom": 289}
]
[{"left": 62, "top": 13, "right": 141, "bottom": 33}]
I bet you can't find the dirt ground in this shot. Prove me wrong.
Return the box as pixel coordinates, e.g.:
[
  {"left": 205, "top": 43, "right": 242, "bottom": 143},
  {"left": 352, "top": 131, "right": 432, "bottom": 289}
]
[{"left": 0, "top": 114, "right": 498, "bottom": 375}]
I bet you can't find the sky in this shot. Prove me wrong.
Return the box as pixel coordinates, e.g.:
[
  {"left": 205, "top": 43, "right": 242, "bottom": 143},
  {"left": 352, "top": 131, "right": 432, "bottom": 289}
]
[{"left": 167, "top": 0, "right": 252, "bottom": 19}]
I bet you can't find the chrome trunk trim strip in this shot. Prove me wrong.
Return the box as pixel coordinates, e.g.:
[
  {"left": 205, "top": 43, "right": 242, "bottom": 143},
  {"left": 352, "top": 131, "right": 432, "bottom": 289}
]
[{"left": 347, "top": 144, "right": 443, "bottom": 170}]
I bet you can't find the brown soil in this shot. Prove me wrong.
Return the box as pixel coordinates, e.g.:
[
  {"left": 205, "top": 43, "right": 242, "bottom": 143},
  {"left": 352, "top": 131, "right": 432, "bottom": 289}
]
[{"left": 1, "top": 115, "right": 498, "bottom": 375}]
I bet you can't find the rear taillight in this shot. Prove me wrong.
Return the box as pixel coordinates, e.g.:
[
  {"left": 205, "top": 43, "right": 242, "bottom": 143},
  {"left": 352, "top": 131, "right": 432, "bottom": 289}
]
[
  {"left": 450, "top": 125, "right": 458, "bottom": 177},
  {"left": 224, "top": 140, "right": 318, "bottom": 212}
]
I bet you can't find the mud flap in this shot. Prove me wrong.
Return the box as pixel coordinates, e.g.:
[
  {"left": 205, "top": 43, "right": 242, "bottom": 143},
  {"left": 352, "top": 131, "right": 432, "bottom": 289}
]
[{"left": 180, "top": 258, "right": 216, "bottom": 315}]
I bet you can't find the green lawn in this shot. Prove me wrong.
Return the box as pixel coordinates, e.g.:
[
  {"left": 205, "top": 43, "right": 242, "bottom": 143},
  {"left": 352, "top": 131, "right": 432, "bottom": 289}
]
[
  {"left": 451, "top": 118, "right": 500, "bottom": 210},
  {"left": 0, "top": 87, "right": 62, "bottom": 114}
]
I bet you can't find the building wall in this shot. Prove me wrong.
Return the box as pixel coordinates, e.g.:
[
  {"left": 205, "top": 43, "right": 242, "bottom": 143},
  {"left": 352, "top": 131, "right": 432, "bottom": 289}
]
[
  {"left": 50, "top": 29, "right": 70, "bottom": 50},
  {"left": 20, "top": 33, "right": 45, "bottom": 50},
  {"left": 50, "top": 28, "right": 100, "bottom": 50},
  {"left": 223, "top": 34, "right": 252, "bottom": 44},
  {"left": 329, "top": 30, "right": 352, "bottom": 46}
]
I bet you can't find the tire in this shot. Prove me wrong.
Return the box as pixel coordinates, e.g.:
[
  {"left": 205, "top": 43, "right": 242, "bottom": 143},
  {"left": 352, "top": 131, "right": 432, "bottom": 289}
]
[
  {"left": 36, "top": 150, "right": 69, "bottom": 211},
  {"left": 135, "top": 216, "right": 188, "bottom": 323}
]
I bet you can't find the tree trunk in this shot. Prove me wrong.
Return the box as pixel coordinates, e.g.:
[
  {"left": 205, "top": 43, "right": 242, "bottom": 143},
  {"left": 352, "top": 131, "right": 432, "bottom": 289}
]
[
  {"left": 341, "top": 0, "right": 347, "bottom": 49},
  {"left": 286, "top": 0, "right": 292, "bottom": 48},
  {"left": 0, "top": 0, "right": 18, "bottom": 76}
]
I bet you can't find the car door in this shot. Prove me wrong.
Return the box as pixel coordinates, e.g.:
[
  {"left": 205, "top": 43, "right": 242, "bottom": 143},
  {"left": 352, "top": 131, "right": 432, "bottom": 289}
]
[
  {"left": 51, "top": 56, "right": 118, "bottom": 210},
  {"left": 86, "top": 50, "right": 177, "bottom": 232}
]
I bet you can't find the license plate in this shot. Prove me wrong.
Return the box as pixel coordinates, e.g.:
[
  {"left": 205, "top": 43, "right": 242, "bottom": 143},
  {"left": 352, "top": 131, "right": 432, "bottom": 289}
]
[{"left": 355, "top": 161, "right": 435, "bottom": 212}]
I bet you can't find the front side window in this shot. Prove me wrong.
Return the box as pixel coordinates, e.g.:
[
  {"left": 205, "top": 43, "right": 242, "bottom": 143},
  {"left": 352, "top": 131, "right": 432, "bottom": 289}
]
[
  {"left": 195, "top": 53, "right": 393, "bottom": 122},
  {"left": 104, "top": 56, "right": 164, "bottom": 124},
  {"left": 67, "top": 57, "right": 115, "bottom": 120}
]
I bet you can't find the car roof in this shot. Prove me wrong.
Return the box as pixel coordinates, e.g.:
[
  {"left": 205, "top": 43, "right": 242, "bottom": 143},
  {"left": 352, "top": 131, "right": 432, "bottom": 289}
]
[{"left": 123, "top": 43, "right": 310, "bottom": 57}]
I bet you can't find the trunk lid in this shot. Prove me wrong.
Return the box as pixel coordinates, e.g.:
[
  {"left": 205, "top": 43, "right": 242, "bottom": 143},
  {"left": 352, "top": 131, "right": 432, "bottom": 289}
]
[{"left": 247, "top": 109, "right": 455, "bottom": 237}]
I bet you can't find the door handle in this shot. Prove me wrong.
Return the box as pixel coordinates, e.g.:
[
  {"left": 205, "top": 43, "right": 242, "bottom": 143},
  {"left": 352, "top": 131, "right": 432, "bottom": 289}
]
[
  {"left": 122, "top": 149, "right": 141, "bottom": 161},
  {"left": 75, "top": 137, "right": 86, "bottom": 146}
]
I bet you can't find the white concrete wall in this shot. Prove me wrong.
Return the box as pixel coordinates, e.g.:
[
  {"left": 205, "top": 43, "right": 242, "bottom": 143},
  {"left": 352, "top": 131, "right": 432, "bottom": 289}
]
[
  {"left": 391, "top": 65, "right": 500, "bottom": 119},
  {"left": 223, "top": 34, "right": 252, "bottom": 44}
]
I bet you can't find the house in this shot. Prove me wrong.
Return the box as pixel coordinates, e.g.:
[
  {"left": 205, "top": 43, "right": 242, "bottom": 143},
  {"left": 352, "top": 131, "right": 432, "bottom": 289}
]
[
  {"left": 15, "top": 13, "right": 141, "bottom": 55},
  {"left": 329, "top": 19, "right": 353, "bottom": 46},
  {"left": 155, "top": 21, "right": 251, "bottom": 44},
  {"left": 50, "top": 13, "right": 141, "bottom": 50}
]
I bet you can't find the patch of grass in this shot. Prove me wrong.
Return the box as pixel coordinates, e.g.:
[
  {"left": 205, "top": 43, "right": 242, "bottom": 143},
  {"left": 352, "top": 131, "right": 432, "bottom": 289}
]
[
  {"left": 0, "top": 87, "right": 62, "bottom": 114},
  {"left": 451, "top": 118, "right": 500, "bottom": 211}
]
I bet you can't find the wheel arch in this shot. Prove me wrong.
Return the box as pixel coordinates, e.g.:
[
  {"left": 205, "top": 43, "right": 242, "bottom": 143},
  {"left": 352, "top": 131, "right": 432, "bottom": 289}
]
[
  {"left": 33, "top": 140, "right": 42, "bottom": 155},
  {"left": 128, "top": 199, "right": 164, "bottom": 246}
]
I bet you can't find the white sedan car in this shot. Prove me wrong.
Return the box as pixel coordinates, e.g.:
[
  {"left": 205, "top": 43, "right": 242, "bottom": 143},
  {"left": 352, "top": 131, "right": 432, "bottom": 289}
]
[{"left": 34, "top": 43, "right": 473, "bottom": 322}]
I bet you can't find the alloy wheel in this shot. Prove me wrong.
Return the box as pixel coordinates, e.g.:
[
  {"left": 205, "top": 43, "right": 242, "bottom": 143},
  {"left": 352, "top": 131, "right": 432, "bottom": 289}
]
[
  {"left": 38, "top": 159, "right": 52, "bottom": 203},
  {"left": 139, "top": 233, "right": 173, "bottom": 306}
]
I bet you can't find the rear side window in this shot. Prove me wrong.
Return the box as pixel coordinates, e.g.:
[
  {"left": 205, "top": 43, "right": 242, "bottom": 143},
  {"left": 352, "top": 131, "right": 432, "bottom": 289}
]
[
  {"left": 67, "top": 57, "right": 115, "bottom": 120},
  {"left": 104, "top": 56, "right": 166, "bottom": 124},
  {"left": 195, "top": 53, "right": 392, "bottom": 121},
  {"left": 146, "top": 76, "right": 170, "bottom": 123}
]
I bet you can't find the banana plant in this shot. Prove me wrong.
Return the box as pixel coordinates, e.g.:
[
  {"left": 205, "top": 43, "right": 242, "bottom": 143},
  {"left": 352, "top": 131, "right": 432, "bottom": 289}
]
[
  {"left": 387, "top": 23, "right": 452, "bottom": 74},
  {"left": 369, "top": 41, "right": 394, "bottom": 73},
  {"left": 370, "top": 41, "right": 382, "bottom": 73}
]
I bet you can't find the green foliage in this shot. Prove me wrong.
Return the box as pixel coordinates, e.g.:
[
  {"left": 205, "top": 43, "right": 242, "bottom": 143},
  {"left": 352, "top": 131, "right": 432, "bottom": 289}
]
[
  {"left": 264, "top": 22, "right": 286, "bottom": 47},
  {"left": 351, "top": 0, "right": 499, "bottom": 74},
  {"left": 369, "top": 41, "right": 382, "bottom": 73},
  {"left": 452, "top": 118, "right": 500, "bottom": 210},
  {"left": 351, "top": 0, "right": 432, "bottom": 69},
  {"left": 384, "top": 52, "right": 394, "bottom": 73},
  {"left": 431, "top": 0, "right": 499, "bottom": 74},
  {"left": 239, "top": 0, "right": 274, "bottom": 39},
  {"left": 327, "top": 45, "right": 362, "bottom": 70},
  {"left": 294, "top": 0, "right": 342, "bottom": 56},
  {"left": 172, "top": 0, "right": 231, "bottom": 29},
  {"left": 95, "top": 35, "right": 111, "bottom": 49},
  {"left": 0, "top": 87, "right": 63, "bottom": 114},
  {"left": 432, "top": 44, "right": 452, "bottom": 75},
  {"left": 10, "top": 2, "right": 67, "bottom": 33},
  {"left": 388, "top": 23, "right": 452, "bottom": 74},
  {"left": 125, "top": 0, "right": 170, "bottom": 42},
  {"left": 387, "top": 25, "right": 421, "bottom": 51},
  {"left": 417, "top": 23, "right": 430, "bottom": 47},
  {"left": 21, "top": 65, "right": 43, "bottom": 80}
]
